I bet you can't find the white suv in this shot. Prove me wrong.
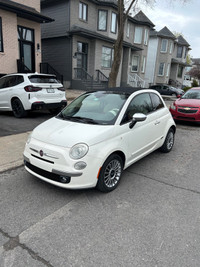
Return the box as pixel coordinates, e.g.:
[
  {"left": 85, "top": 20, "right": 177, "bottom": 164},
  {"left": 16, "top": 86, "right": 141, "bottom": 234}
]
[{"left": 0, "top": 73, "right": 67, "bottom": 118}]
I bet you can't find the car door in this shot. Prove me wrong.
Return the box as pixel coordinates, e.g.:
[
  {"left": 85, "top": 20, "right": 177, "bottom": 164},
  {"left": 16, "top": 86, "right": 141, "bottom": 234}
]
[
  {"left": 0, "top": 76, "right": 18, "bottom": 109},
  {"left": 0, "top": 76, "right": 11, "bottom": 109},
  {"left": 119, "top": 92, "right": 161, "bottom": 166}
]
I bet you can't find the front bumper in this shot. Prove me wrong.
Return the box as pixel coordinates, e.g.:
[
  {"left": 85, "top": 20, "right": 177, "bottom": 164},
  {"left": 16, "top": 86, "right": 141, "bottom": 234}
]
[
  {"left": 23, "top": 138, "right": 102, "bottom": 189},
  {"left": 31, "top": 100, "right": 67, "bottom": 111},
  {"left": 170, "top": 108, "right": 200, "bottom": 122}
]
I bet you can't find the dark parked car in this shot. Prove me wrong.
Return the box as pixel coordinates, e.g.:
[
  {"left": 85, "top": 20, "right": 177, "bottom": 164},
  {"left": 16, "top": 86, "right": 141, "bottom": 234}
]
[{"left": 149, "top": 84, "right": 184, "bottom": 97}]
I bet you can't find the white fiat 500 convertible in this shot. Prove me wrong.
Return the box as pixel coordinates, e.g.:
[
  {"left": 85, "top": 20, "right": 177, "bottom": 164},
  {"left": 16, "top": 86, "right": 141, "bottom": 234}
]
[{"left": 24, "top": 88, "right": 176, "bottom": 192}]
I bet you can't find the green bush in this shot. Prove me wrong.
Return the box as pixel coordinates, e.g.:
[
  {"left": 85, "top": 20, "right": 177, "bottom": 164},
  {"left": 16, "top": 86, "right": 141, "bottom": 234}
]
[
  {"left": 182, "top": 86, "right": 191, "bottom": 92},
  {"left": 191, "top": 79, "right": 199, "bottom": 87}
]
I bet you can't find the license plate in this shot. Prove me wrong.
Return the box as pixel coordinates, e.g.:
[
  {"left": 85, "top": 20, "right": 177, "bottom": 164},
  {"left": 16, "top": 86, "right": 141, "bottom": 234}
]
[{"left": 47, "top": 89, "right": 55, "bottom": 93}]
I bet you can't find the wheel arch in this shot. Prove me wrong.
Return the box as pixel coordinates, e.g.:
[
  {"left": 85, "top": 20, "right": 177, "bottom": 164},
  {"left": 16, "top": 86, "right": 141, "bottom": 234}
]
[{"left": 105, "top": 150, "right": 126, "bottom": 169}]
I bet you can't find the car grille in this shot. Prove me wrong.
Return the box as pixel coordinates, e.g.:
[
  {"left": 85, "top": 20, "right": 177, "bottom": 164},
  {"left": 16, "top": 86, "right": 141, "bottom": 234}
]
[
  {"left": 24, "top": 160, "right": 71, "bottom": 184},
  {"left": 177, "top": 107, "right": 198, "bottom": 114}
]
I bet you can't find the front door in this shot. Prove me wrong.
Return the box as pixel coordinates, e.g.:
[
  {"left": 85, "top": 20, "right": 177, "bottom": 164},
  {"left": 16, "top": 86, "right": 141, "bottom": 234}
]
[
  {"left": 76, "top": 42, "right": 88, "bottom": 79},
  {"left": 18, "top": 26, "right": 35, "bottom": 72}
]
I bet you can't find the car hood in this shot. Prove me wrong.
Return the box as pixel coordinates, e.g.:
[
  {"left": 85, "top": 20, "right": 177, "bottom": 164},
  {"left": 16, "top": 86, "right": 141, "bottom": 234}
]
[
  {"left": 175, "top": 98, "right": 200, "bottom": 107},
  {"left": 31, "top": 117, "right": 115, "bottom": 147}
]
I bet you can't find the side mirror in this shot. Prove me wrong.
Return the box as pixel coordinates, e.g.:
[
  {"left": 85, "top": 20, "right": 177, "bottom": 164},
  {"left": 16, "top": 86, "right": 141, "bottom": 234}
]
[{"left": 129, "top": 113, "right": 147, "bottom": 129}]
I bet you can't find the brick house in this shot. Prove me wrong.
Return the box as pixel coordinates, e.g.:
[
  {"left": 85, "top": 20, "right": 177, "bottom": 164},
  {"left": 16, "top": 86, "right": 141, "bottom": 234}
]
[
  {"left": 41, "top": 0, "right": 154, "bottom": 89},
  {"left": 145, "top": 26, "right": 191, "bottom": 88},
  {"left": 0, "top": 0, "right": 53, "bottom": 77}
]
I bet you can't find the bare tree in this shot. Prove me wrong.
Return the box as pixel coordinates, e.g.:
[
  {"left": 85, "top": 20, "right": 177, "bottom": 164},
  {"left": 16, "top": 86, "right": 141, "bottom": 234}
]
[
  {"left": 188, "top": 67, "right": 200, "bottom": 81},
  {"left": 108, "top": 0, "right": 190, "bottom": 87}
]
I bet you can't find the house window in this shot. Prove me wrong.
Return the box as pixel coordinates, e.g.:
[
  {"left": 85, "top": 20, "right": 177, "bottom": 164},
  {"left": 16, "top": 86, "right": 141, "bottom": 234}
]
[
  {"left": 141, "top": 56, "right": 146, "bottom": 73},
  {"left": 178, "top": 66, "right": 183, "bottom": 78},
  {"left": 98, "top": 10, "right": 108, "bottom": 31},
  {"left": 166, "top": 63, "right": 170, "bottom": 77},
  {"left": 158, "top": 63, "right": 165, "bottom": 76},
  {"left": 184, "top": 47, "right": 187, "bottom": 58},
  {"left": 177, "top": 46, "right": 183, "bottom": 58},
  {"left": 126, "top": 23, "right": 130, "bottom": 38},
  {"left": 134, "top": 27, "right": 143, "bottom": 44},
  {"left": 131, "top": 55, "right": 139, "bottom": 72},
  {"left": 0, "top": 17, "right": 3, "bottom": 52},
  {"left": 144, "top": 29, "right": 148, "bottom": 45},
  {"left": 79, "top": 2, "right": 88, "bottom": 21},
  {"left": 169, "top": 42, "right": 173, "bottom": 54},
  {"left": 102, "top": 46, "right": 114, "bottom": 68},
  {"left": 161, "top": 39, "right": 168, "bottom": 52},
  {"left": 111, "top": 12, "right": 117, "bottom": 33}
]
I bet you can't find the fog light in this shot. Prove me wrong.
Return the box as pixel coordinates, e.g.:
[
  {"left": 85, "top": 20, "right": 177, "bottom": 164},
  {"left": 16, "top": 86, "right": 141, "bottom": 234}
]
[
  {"left": 74, "top": 161, "right": 87, "bottom": 170},
  {"left": 60, "top": 176, "right": 70, "bottom": 183}
]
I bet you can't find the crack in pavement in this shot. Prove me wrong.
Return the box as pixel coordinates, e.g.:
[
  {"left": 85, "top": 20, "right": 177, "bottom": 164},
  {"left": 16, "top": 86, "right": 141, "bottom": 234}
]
[
  {"left": 126, "top": 170, "right": 200, "bottom": 195},
  {"left": 0, "top": 229, "right": 53, "bottom": 267}
]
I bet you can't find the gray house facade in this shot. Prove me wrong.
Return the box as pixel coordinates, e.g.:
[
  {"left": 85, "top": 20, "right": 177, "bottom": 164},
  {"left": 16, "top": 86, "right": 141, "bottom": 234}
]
[
  {"left": 41, "top": 0, "right": 154, "bottom": 89},
  {"left": 145, "top": 26, "right": 191, "bottom": 88}
]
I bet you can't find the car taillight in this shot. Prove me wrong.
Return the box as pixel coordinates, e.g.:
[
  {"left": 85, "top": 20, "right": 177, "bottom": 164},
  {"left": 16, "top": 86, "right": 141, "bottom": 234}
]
[
  {"left": 58, "top": 87, "right": 65, "bottom": 91},
  {"left": 24, "top": 85, "right": 42, "bottom": 92}
]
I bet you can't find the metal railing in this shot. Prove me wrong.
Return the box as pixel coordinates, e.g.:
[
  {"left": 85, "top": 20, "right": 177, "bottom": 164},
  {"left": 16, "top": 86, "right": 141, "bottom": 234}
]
[
  {"left": 74, "top": 68, "right": 93, "bottom": 81},
  {"left": 128, "top": 73, "right": 145, "bottom": 88},
  {"left": 95, "top": 70, "right": 108, "bottom": 82},
  {"left": 40, "top": 63, "right": 63, "bottom": 84}
]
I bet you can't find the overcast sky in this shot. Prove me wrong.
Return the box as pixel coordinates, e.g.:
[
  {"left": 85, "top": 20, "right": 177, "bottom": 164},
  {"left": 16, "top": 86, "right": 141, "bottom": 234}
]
[{"left": 136, "top": 0, "right": 199, "bottom": 58}]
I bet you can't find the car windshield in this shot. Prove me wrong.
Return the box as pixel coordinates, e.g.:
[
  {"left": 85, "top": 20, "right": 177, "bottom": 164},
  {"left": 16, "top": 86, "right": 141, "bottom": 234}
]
[
  {"left": 181, "top": 89, "right": 200, "bottom": 99},
  {"left": 57, "top": 91, "right": 129, "bottom": 125},
  {"left": 28, "top": 75, "right": 59, "bottom": 83}
]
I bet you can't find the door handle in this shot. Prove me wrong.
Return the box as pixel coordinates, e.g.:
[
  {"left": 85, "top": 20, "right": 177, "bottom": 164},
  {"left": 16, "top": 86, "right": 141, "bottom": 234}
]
[{"left": 155, "top": 120, "right": 160, "bottom": 125}]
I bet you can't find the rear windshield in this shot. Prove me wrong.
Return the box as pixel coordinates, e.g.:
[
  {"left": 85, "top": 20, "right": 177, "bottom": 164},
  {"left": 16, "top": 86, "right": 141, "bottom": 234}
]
[{"left": 28, "top": 75, "right": 59, "bottom": 84}]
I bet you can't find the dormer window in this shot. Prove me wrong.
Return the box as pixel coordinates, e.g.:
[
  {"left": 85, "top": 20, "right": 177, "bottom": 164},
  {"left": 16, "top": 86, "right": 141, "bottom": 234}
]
[
  {"left": 144, "top": 29, "right": 149, "bottom": 45},
  {"left": 79, "top": 2, "right": 88, "bottom": 21},
  {"left": 111, "top": 12, "right": 117, "bottom": 33},
  {"left": 161, "top": 39, "right": 168, "bottom": 53},
  {"left": 98, "top": 10, "right": 108, "bottom": 31},
  {"left": 134, "top": 27, "right": 143, "bottom": 44},
  {"left": 177, "top": 46, "right": 183, "bottom": 58}
]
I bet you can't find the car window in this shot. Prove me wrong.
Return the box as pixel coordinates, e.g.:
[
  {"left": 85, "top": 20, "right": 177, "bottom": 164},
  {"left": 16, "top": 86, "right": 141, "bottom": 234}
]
[
  {"left": 163, "top": 86, "right": 168, "bottom": 90},
  {"left": 0, "top": 76, "right": 6, "bottom": 89},
  {"left": 150, "top": 93, "right": 164, "bottom": 111},
  {"left": 16, "top": 75, "right": 24, "bottom": 85},
  {"left": 121, "top": 93, "right": 153, "bottom": 124},
  {"left": 28, "top": 75, "right": 59, "bottom": 84},
  {"left": 182, "top": 89, "right": 200, "bottom": 99}
]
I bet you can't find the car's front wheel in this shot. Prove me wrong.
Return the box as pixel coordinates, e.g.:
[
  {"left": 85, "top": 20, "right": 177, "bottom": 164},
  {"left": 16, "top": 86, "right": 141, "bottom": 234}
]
[
  {"left": 96, "top": 154, "right": 123, "bottom": 192},
  {"left": 12, "top": 98, "right": 27, "bottom": 118},
  {"left": 160, "top": 128, "right": 175, "bottom": 153}
]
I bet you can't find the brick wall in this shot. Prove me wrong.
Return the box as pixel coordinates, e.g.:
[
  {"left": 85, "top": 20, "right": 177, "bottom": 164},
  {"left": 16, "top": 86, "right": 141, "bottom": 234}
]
[{"left": 12, "top": 0, "right": 40, "bottom": 12}]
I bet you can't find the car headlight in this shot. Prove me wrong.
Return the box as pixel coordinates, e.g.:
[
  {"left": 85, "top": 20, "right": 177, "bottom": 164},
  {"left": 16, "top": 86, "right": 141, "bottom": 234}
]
[
  {"left": 26, "top": 132, "right": 32, "bottom": 144},
  {"left": 170, "top": 102, "right": 176, "bottom": 110},
  {"left": 69, "top": 143, "right": 89, "bottom": 159}
]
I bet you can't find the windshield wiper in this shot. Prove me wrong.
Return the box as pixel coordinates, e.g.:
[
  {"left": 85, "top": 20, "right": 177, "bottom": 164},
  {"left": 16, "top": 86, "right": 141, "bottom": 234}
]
[
  {"left": 71, "top": 116, "right": 100, "bottom": 124},
  {"left": 57, "top": 114, "right": 99, "bottom": 124}
]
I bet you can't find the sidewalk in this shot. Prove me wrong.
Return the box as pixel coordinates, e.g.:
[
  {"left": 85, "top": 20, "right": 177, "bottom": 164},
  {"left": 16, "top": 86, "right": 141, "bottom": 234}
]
[{"left": 0, "top": 89, "right": 84, "bottom": 173}]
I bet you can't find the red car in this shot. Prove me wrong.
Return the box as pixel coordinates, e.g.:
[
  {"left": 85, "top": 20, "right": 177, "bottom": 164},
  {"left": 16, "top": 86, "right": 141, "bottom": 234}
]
[{"left": 169, "top": 87, "right": 200, "bottom": 122}]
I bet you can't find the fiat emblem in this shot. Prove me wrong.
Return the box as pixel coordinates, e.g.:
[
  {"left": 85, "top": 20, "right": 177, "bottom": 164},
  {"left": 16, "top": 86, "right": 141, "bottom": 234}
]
[{"left": 39, "top": 150, "right": 44, "bottom": 157}]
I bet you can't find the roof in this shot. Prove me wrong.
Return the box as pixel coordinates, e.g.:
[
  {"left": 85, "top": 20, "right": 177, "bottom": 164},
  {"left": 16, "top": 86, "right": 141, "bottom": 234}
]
[
  {"left": 177, "top": 35, "right": 190, "bottom": 47},
  {"left": 69, "top": 26, "right": 142, "bottom": 51},
  {"left": 192, "top": 58, "right": 200, "bottom": 65},
  {"left": 130, "top": 11, "right": 155, "bottom": 28},
  {"left": 150, "top": 27, "right": 176, "bottom": 39},
  {"left": 0, "top": 0, "right": 53, "bottom": 23},
  {"left": 171, "top": 58, "right": 190, "bottom": 67},
  {"left": 157, "top": 27, "right": 176, "bottom": 39}
]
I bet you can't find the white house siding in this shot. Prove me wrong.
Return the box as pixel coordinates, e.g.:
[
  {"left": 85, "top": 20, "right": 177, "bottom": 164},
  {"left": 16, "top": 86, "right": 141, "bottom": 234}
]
[{"left": 145, "top": 38, "right": 158, "bottom": 86}]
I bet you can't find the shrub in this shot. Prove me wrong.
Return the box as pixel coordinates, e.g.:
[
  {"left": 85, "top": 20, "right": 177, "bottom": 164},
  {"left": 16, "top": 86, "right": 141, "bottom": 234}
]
[
  {"left": 191, "top": 79, "right": 199, "bottom": 87},
  {"left": 182, "top": 86, "right": 191, "bottom": 92}
]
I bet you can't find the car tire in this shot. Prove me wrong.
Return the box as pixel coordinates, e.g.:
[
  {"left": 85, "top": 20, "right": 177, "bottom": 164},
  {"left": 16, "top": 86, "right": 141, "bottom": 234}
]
[
  {"left": 12, "top": 98, "right": 27, "bottom": 118},
  {"left": 160, "top": 128, "right": 175, "bottom": 153},
  {"left": 96, "top": 154, "right": 123, "bottom": 193}
]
